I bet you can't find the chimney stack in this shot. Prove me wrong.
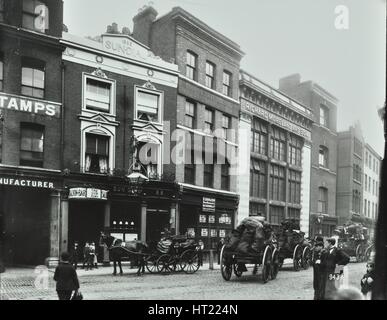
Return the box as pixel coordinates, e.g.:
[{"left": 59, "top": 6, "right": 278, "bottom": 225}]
[{"left": 132, "top": 5, "right": 158, "bottom": 46}]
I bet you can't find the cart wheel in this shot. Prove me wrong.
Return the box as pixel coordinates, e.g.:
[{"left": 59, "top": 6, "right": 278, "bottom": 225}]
[
  {"left": 271, "top": 248, "right": 279, "bottom": 280},
  {"left": 356, "top": 244, "right": 365, "bottom": 263},
  {"left": 233, "top": 264, "right": 243, "bottom": 277},
  {"left": 145, "top": 256, "right": 158, "bottom": 274},
  {"left": 293, "top": 245, "right": 302, "bottom": 271},
  {"left": 365, "top": 245, "right": 373, "bottom": 261},
  {"left": 156, "top": 254, "right": 172, "bottom": 273},
  {"left": 180, "top": 250, "right": 200, "bottom": 274},
  {"left": 220, "top": 245, "right": 232, "bottom": 281},
  {"left": 301, "top": 246, "right": 311, "bottom": 270},
  {"left": 261, "top": 245, "right": 272, "bottom": 283}
]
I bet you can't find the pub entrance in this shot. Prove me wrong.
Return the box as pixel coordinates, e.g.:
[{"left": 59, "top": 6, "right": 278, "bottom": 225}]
[
  {"left": 146, "top": 209, "right": 170, "bottom": 244},
  {"left": 68, "top": 201, "right": 105, "bottom": 252}
]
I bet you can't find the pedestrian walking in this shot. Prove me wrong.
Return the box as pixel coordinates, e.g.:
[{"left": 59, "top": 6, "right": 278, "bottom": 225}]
[
  {"left": 360, "top": 261, "right": 375, "bottom": 299},
  {"left": 69, "top": 242, "right": 79, "bottom": 269},
  {"left": 197, "top": 239, "right": 204, "bottom": 267},
  {"left": 217, "top": 238, "right": 225, "bottom": 265},
  {"left": 54, "top": 252, "right": 80, "bottom": 300},
  {"left": 82, "top": 242, "right": 91, "bottom": 270},
  {"left": 87, "top": 242, "right": 95, "bottom": 270},
  {"left": 90, "top": 242, "right": 98, "bottom": 269},
  {"left": 323, "top": 237, "right": 350, "bottom": 299},
  {"left": 312, "top": 237, "right": 326, "bottom": 300}
]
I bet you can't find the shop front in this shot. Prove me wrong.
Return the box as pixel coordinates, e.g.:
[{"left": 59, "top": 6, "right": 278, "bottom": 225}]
[
  {"left": 179, "top": 185, "right": 239, "bottom": 250},
  {"left": 0, "top": 171, "right": 61, "bottom": 266}
]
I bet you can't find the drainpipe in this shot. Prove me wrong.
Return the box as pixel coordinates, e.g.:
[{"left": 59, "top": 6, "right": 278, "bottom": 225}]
[{"left": 60, "top": 61, "right": 65, "bottom": 171}]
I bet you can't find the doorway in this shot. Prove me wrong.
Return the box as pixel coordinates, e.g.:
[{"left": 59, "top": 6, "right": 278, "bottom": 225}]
[{"left": 146, "top": 209, "right": 170, "bottom": 244}]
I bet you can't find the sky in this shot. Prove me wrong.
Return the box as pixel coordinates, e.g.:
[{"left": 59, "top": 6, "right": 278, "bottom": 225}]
[{"left": 63, "top": 0, "right": 386, "bottom": 156}]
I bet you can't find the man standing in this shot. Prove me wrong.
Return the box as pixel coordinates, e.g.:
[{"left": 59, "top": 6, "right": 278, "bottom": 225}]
[
  {"left": 312, "top": 238, "right": 326, "bottom": 300},
  {"left": 324, "top": 238, "right": 350, "bottom": 299}
]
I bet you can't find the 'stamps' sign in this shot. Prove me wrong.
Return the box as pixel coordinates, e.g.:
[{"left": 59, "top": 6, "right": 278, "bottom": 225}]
[
  {"left": 202, "top": 197, "right": 216, "bottom": 213},
  {"left": 68, "top": 188, "right": 108, "bottom": 200}
]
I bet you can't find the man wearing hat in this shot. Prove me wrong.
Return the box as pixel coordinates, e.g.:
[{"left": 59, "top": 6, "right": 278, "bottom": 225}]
[
  {"left": 312, "top": 236, "right": 326, "bottom": 300},
  {"left": 324, "top": 237, "right": 350, "bottom": 299}
]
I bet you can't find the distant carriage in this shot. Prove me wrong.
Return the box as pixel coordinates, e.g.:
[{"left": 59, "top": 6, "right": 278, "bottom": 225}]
[
  {"left": 100, "top": 232, "right": 201, "bottom": 276},
  {"left": 220, "top": 217, "right": 280, "bottom": 283},
  {"left": 274, "top": 220, "right": 312, "bottom": 271},
  {"left": 334, "top": 224, "right": 370, "bottom": 262}
]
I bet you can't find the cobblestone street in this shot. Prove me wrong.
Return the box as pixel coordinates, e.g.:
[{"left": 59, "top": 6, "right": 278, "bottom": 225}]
[{"left": 0, "top": 261, "right": 367, "bottom": 300}]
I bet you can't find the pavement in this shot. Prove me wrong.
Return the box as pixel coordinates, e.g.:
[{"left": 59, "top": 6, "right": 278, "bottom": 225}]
[{"left": 0, "top": 260, "right": 367, "bottom": 300}]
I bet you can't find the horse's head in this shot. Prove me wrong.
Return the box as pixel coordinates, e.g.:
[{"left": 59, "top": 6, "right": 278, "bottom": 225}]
[{"left": 99, "top": 232, "right": 115, "bottom": 248}]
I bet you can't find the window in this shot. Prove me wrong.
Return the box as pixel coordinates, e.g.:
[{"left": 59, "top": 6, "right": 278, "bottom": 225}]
[
  {"left": 365, "top": 152, "right": 368, "bottom": 166},
  {"left": 369, "top": 177, "right": 371, "bottom": 192},
  {"left": 250, "top": 203, "right": 266, "bottom": 217},
  {"left": 85, "top": 133, "right": 109, "bottom": 174},
  {"left": 184, "top": 149, "right": 195, "bottom": 185},
  {"left": 319, "top": 146, "right": 328, "bottom": 167},
  {"left": 138, "top": 142, "right": 159, "bottom": 178},
  {"left": 364, "top": 199, "right": 367, "bottom": 217},
  {"left": 221, "top": 114, "right": 230, "bottom": 140},
  {"left": 288, "top": 170, "right": 301, "bottom": 204},
  {"left": 250, "top": 160, "right": 267, "bottom": 199},
  {"left": 270, "top": 127, "right": 286, "bottom": 161},
  {"left": 373, "top": 159, "right": 376, "bottom": 172},
  {"left": 269, "top": 206, "right": 284, "bottom": 226},
  {"left": 317, "top": 187, "right": 328, "bottom": 215},
  {"left": 221, "top": 161, "right": 230, "bottom": 191},
  {"left": 369, "top": 155, "right": 372, "bottom": 168},
  {"left": 289, "top": 135, "right": 302, "bottom": 166},
  {"left": 373, "top": 180, "right": 375, "bottom": 195},
  {"left": 20, "top": 123, "right": 44, "bottom": 167},
  {"left": 222, "top": 71, "right": 231, "bottom": 96},
  {"left": 376, "top": 181, "right": 378, "bottom": 197},
  {"left": 184, "top": 100, "right": 196, "bottom": 129},
  {"left": 372, "top": 203, "right": 375, "bottom": 219},
  {"left": 21, "top": 57, "right": 45, "bottom": 98},
  {"left": 205, "top": 61, "right": 215, "bottom": 89},
  {"left": 186, "top": 51, "right": 197, "bottom": 80},
  {"left": 320, "top": 105, "right": 329, "bottom": 127},
  {"left": 85, "top": 77, "right": 113, "bottom": 113},
  {"left": 365, "top": 174, "right": 368, "bottom": 191},
  {"left": 352, "top": 190, "right": 360, "bottom": 213},
  {"left": 353, "top": 164, "right": 361, "bottom": 182},
  {"left": 204, "top": 162, "right": 214, "bottom": 188},
  {"left": 204, "top": 108, "right": 214, "bottom": 134},
  {"left": 288, "top": 208, "right": 300, "bottom": 224},
  {"left": 0, "top": 0, "right": 4, "bottom": 22},
  {"left": 22, "top": 0, "right": 48, "bottom": 33},
  {"left": 0, "top": 52, "right": 3, "bottom": 91},
  {"left": 368, "top": 201, "right": 370, "bottom": 218},
  {"left": 251, "top": 119, "right": 268, "bottom": 155},
  {"left": 270, "top": 164, "right": 285, "bottom": 201},
  {"left": 136, "top": 90, "right": 160, "bottom": 122},
  {"left": 354, "top": 138, "right": 362, "bottom": 156}
]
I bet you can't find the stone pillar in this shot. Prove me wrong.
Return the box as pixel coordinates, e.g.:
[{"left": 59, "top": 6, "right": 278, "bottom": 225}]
[
  {"left": 140, "top": 202, "right": 147, "bottom": 242},
  {"left": 60, "top": 198, "right": 69, "bottom": 254},
  {"left": 46, "top": 190, "right": 61, "bottom": 268},
  {"left": 103, "top": 201, "right": 111, "bottom": 264},
  {"left": 300, "top": 141, "right": 312, "bottom": 237}
]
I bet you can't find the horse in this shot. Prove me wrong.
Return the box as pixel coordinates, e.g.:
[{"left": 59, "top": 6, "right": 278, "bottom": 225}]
[{"left": 99, "top": 233, "right": 149, "bottom": 276}]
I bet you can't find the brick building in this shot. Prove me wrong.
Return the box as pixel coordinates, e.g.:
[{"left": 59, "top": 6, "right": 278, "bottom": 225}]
[
  {"left": 336, "top": 123, "right": 365, "bottom": 226},
  {"left": 0, "top": 0, "right": 64, "bottom": 265},
  {"left": 363, "top": 143, "right": 382, "bottom": 238},
  {"left": 59, "top": 30, "right": 180, "bottom": 259},
  {"left": 238, "top": 71, "right": 313, "bottom": 235},
  {"left": 279, "top": 74, "right": 339, "bottom": 237},
  {"left": 131, "top": 6, "right": 244, "bottom": 249}
]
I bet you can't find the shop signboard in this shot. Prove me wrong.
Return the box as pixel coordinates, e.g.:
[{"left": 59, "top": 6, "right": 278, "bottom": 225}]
[
  {"left": 201, "top": 228, "right": 208, "bottom": 237},
  {"left": 68, "top": 188, "right": 108, "bottom": 200},
  {"left": 202, "top": 197, "right": 216, "bottom": 212},
  {"left": 0, "top": 177, "right": 56, "bottom": 189}
]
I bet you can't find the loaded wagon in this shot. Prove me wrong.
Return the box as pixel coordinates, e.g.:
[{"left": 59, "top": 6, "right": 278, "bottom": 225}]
[
  {"left": 334, "top": 224, "right": 370, "bottom": 262},
  {"left": 220, "top": 217, "right": 279, "bottom": 283},
  {"left": 274, "top": 220, "right": 312, "bottom": 271}
]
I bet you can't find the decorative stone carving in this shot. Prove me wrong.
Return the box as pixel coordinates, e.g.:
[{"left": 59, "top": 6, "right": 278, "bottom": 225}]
[
  {"left": 142, "top": 80, "right": 156, "bottom": 90},
  {"left": 92, "top": 67, "right": 108, "bottom": 79}
]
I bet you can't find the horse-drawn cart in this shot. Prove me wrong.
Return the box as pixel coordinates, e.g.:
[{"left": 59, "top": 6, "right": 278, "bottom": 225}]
[
  {"left": 275, "top": 220, "right": 312, "bottom": 271},
  {"left": 334, "top": 224, "right": 370, "bottom": 263},
  {"left": 220, "top": 217, "right": 279, "bottom": 283}
]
